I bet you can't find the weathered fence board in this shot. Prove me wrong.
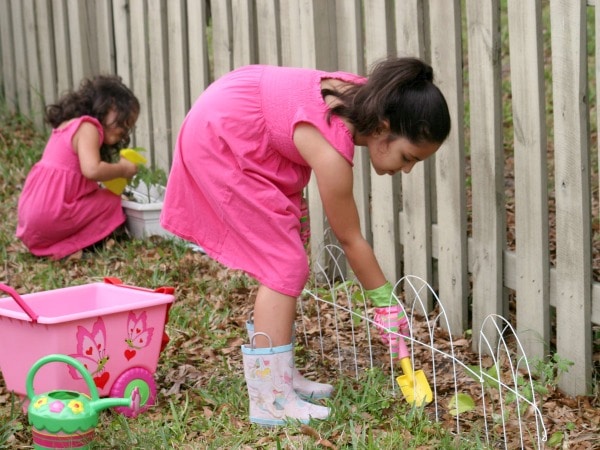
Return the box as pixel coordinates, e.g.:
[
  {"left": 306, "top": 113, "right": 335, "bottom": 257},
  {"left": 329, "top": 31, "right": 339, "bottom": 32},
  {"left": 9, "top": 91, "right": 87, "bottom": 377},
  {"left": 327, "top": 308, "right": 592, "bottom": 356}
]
[
  {"left": 397, "top": 0, "right": 434, "bottom": 310},
  {"left": 95, "top": 0, "right": 115, "bottom": 74},
  {"left": 232, "top": 0, "right": 256, "bottom": 68},
  {"left": 507, "top": 0, "right": 550, "bottom": 361},
  {"left": 34, "top": 0, "right": 57, "bottom": 118},
  {"left": 11, "top": 0, "right": 29, "bottom": 116},
  {"left": 336, "top": 0, "right": 370, "bottom": 256},
  {"left": 22, "top": 0, "right": 42, "bottom": 128},
  {"left": 66, "top": 0, "right": 92, "bottom": 85},
  {"left": 1, "top": 0, "right": 599, "bottom": 397},
  {"left": 428, "top": 0, "right": 469, "bottom": 334},
  {"left": 167, "top": 0, "right": 190, "bottom": 164},
  {"left": 255, "top": 0, "right": 281, "bottom": 66},
  {"left": 112, "top": 0, "right": 132, "bottom": 89},
  {"left": 129, "top": 0, "right": 152, "bottom": 153},
  {"left": 550, "top": 0, "right": 592, "bottom": 395},
  {"left": 186, "top": 0, "right": 210, "bottom": 100},
  {"left": 52, "top": 0, "right": 73, "bottom": 98},
  {"left": 211, "top": 0, "right": 233, "bottom": 79},
  {"left": 148, "top": 0, "right": 170, "bottom": 170},
  {"left": 466, "top": 0, "right": 505, "bottom": 350},
  {"left": 364, "top": 0, "right": 400, "bottom": 283},
  {"left": 0, "top": 0, "right": 16, "bottom": 111}
]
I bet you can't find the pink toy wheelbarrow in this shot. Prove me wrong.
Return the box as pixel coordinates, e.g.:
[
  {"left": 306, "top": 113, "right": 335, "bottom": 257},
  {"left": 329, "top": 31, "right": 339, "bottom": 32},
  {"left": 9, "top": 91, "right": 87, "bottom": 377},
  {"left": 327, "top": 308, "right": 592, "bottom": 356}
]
[{"left": 0, "top": 278, "right": 175, "bottom": 418}]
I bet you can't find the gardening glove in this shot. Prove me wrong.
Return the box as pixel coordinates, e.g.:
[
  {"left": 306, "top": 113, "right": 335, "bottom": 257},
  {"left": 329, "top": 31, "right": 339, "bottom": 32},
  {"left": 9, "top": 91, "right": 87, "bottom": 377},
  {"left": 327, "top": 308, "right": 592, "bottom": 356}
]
[
  {"left": 300, "top": 197, "right": 310, "bottom": 250},
  {"left": 366, "top": 282, "right": 408, "bottom": 358}
]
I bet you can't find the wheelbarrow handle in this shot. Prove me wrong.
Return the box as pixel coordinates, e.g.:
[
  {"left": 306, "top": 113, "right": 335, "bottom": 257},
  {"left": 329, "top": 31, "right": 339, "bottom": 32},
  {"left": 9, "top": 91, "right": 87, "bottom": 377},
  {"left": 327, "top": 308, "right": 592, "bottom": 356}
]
[{"left": 0, "top": 283, "right": 38, "bottom": 323}]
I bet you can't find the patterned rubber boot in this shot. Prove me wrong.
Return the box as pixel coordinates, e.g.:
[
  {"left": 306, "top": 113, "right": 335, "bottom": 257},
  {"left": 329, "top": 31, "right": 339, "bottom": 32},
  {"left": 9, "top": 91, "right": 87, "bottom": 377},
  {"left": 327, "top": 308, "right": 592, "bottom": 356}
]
[
  {"left": 246, "top": 316, "right": 334, "bottom": 400},
  {"left": 242, "top": 332, "right": 330, "bottom": 426},
  {"left": 373, "top": 305, "right": 409, "bottom": 358}
]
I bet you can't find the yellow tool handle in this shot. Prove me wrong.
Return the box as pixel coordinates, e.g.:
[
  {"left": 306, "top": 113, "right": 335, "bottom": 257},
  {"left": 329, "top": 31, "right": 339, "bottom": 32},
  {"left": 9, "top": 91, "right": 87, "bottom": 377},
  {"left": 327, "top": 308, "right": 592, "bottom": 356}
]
[{"left": 399, "top": 357, "right": 414, "bottom": 379}]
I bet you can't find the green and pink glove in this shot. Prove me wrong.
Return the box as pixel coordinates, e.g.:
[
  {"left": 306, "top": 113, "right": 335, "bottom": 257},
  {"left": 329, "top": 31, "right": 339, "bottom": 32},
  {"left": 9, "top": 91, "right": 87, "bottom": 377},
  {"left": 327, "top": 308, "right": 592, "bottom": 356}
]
[{"left": 366, "top": 282, "right": 409, "bottom": 358}]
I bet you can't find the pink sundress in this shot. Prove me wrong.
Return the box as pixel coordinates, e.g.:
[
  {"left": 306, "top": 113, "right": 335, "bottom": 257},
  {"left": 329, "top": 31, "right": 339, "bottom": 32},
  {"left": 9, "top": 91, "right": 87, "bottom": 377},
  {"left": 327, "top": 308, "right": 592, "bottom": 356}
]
[
  {"left": 16, "top": 116, "right": 125, "bottom": 259},
  {"left": 161, "top": 65, "right": 364, "bottom": 296}
]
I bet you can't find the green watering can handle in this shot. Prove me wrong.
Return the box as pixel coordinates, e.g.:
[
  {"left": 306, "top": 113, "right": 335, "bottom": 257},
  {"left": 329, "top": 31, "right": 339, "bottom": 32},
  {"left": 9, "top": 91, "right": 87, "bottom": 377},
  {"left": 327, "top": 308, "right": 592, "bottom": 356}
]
[{"left": 26, "top": 354, "right": 100, "bottom": 401}]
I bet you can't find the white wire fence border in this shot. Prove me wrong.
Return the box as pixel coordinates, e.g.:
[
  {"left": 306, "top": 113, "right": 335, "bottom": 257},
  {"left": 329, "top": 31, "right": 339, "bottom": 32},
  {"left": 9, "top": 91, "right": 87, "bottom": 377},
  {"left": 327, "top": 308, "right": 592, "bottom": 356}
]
[{"left": 299, "top": 244, "right": 547, "bottom": 449}]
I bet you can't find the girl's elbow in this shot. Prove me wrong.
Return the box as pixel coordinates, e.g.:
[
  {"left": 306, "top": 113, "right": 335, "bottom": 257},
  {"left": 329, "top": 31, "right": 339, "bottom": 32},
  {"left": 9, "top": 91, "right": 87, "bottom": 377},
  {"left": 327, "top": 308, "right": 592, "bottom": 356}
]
[{"left": 80, "top": 166, "right": 101, "bottom": 181}]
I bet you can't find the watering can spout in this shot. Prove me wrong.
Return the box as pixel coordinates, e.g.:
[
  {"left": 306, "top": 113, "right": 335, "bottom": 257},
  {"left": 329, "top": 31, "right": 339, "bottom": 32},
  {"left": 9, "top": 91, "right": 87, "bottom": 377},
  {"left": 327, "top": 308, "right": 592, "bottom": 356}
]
[
  {"left": 93, "top": 386, "right": 141, "bottom": 417},
  {"left": 91, "top": 396, "right": 132, "bottom": 412}
]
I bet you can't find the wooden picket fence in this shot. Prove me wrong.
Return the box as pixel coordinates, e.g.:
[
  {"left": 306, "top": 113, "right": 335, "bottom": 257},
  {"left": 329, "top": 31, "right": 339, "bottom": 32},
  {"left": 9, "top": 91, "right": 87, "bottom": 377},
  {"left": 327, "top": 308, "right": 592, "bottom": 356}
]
[{"left": 0, "top": 0, "right": 598, "bottom": 397}]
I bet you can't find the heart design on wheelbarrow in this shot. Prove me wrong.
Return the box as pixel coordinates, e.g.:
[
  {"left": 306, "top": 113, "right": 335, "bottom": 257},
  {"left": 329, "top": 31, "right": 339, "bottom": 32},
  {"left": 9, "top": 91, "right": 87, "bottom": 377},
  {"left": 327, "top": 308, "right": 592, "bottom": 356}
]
[
  {"left": 124, "top": 349, "right": 137, "bottom": 361},
  {"left": 93, "top": 372, "right": 110, "bottom": 389}
]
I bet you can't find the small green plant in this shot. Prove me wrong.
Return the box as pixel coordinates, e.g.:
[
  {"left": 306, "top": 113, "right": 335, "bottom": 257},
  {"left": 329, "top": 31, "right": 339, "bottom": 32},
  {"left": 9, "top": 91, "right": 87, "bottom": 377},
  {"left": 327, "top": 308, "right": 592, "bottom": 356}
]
[
  {"left": 532, "top": 353, "right": 574, "bottom": 388},
  {"left": 128, "top": 164, "right": 167, "bottom": 202}
]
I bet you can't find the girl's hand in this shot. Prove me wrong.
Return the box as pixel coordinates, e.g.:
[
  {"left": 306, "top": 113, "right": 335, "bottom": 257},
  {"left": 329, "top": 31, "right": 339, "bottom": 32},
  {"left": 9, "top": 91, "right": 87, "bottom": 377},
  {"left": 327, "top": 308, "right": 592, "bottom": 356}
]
[{"left": 119, "top": 156, "right": 138, "bottom": 179}]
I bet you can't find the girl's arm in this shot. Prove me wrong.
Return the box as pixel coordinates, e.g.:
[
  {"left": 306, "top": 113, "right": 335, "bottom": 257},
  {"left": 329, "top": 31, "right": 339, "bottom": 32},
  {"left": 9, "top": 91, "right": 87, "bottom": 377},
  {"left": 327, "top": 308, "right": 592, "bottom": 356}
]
[
  {"left": 294, "top": 122, "right": 387, "bottom": 290},
  {"left": 73, "top": 121, "right": 138, "bottom": 182}
]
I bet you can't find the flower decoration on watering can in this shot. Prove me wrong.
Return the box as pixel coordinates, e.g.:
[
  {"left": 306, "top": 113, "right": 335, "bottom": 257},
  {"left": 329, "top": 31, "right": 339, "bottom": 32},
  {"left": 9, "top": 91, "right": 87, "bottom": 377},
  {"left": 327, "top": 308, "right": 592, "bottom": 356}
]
[{"left": 26, "top": 354, "right": 139, "bottom": 450}]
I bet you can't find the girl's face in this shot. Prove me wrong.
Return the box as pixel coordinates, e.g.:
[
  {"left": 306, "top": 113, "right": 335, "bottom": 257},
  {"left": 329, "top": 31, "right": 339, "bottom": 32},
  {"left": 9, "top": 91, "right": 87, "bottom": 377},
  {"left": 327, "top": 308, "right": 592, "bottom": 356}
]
[
  {"left": 102, "top": 108, "right": 137, "bottom": 146},
  {"left": 366, "top": 131, "right": 440, "bottom": 176}
]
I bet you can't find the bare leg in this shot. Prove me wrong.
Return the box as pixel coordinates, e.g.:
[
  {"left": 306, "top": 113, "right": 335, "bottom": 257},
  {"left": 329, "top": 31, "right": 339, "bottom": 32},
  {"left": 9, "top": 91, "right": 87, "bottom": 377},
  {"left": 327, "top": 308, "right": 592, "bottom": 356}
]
[{"left": 253, "top": 284, "right": 296, "bottom": 348}]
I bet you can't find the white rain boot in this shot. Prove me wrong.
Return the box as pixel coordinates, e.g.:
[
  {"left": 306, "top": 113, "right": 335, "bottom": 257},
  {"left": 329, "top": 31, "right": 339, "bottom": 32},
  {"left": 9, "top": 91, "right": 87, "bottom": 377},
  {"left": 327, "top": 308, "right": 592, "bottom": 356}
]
[
  {"left": 246, "top": 316, "right": 334, "bottom": 400},
  {"left": 242, "top": 332, "right": 330, "bottom": 426}
]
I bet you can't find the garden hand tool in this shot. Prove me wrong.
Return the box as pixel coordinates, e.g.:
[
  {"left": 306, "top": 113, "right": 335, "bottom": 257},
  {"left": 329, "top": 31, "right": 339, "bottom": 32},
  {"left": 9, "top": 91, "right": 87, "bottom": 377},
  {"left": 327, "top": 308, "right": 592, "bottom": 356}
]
[
  {"left": 104, "top": 148, "right": 148, "bottom": 195},
  {"left": 366, "top": 282, "right": 432, "bottom": 405},
  {"left": 395, "top": 331, "right": 433, "bottom": 406}
]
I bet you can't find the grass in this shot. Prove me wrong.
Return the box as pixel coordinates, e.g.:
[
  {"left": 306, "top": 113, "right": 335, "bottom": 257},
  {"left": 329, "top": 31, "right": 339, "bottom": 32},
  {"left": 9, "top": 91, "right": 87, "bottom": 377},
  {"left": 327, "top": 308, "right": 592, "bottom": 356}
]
[{"left": 0, "top": 109, "right": 503, "bottom": 449}]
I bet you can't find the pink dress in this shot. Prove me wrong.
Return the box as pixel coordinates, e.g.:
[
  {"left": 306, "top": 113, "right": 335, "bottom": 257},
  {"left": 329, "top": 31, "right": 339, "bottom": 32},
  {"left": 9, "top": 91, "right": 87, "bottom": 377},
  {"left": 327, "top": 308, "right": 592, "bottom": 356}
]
[
  {"left": 161, "top": 65, "right": 364, "bottom": 296},
  {"left": 16, "top": 116, "right": 126, "bottom": 259}
]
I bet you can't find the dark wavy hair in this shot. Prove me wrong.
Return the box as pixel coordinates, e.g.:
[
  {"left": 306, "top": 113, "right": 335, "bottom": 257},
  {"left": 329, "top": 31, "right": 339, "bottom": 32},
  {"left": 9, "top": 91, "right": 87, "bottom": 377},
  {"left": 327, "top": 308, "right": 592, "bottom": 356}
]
[
  {"left": 45, "top": 74, "right": 140, "bottom": 161},
  {"left": 324, "top": 56, "right": 451, "bottom": 144}
]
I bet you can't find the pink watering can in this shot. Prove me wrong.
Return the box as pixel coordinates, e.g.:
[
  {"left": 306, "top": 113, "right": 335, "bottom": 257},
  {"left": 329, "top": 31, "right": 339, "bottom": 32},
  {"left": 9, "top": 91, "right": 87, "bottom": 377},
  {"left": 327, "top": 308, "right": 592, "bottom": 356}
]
[{"left": 26, "top": 354, "right": 141, "bottom": 449}]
